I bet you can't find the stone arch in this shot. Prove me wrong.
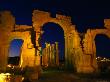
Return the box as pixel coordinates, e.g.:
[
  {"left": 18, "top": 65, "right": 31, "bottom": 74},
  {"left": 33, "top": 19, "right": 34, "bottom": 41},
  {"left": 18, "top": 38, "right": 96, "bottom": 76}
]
[
  {"left": 40, "top": 21, "right": 65, "bottom": 38},
  {"left": 7, "top": 31, "right": 35, "bottom": 68},
  {"left": 7, "top": 32, "right": 25, "bottom": 67},
  {"left": 92, "top": 29, "right": 110, "bottom": 56},
  {"left": 83, "top": 28, "right": 110, "bottom": 72},
  {"left": 32, "top": 10, "right": 77, "bottom": 69},
  {"left": 92, "top": 29, "right": 110, "bottom": 70},
  {"left": 32, "top": 10, "right": 73, "bottom": 43},
  {"left": 32, "top": 10, "right": 72, "bottom": 33}
]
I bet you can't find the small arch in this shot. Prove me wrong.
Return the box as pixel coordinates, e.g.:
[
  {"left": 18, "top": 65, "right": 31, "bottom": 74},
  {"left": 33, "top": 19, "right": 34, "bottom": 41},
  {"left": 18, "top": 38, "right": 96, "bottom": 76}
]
[{"left": 8, "top": 39, "right": 24, "bottom": 66}]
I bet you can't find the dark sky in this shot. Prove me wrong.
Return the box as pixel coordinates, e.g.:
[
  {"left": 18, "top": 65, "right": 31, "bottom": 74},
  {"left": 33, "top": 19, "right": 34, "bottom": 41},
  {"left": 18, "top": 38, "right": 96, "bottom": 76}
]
[
  {"left": 0, "top": 0, "right": 110, "bottom": 58},
  {"left": 0, "top": 0, "right": 110, "bottom": 31}
]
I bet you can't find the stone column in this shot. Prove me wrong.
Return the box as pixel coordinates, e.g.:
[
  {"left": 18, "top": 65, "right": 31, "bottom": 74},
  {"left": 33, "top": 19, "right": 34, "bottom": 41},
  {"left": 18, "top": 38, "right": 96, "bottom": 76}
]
[
  {"left": 67, "top": 34, "right": 73, "bottom": 69},
  {"left": 49, "top": 44, "right": 52, "bottom": 66},
  {"left": 43, "top": 48, "right": 47, "bottom": 67},
  {"left": 45, "top": 43, "right": 49, "bottom": 67},
  {"left": 69, "top": 34, "right": 74, "bottom": 68},
  {"left": 66, "top": 35, "right": 72, "bottom": 69},
  {"left": 48, "top": 43, "right": 51, "bottom": 66},
  {"left": 92, "top": 40, "right": 98, "bottom": 70},
  {"left": 55, "top": 42, "right": 59, "bottom": 66},
  {"left": 45, "top": 48, "right": 48, "bottom": 67},
  {"left": 71, "top": 34, "right": 76, "bottom": 66},
  {"left": 51, "top": 44, "right": 55, "bottom": 65},
  {"left": 34, "top": 32, "right": 41, "bottom": 66},
  {"left": 42, "top": 48, "right": 45, "bottom": 66},
  {"left": 64, "top": 35, "right": 69, "bottom": 68}
]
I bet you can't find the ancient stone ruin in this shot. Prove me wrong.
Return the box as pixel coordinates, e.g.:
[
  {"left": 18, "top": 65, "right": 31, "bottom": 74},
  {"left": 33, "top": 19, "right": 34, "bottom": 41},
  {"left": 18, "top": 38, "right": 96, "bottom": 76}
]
[{"left": 0, "top": 10, "right": 110, "bottom": 73}]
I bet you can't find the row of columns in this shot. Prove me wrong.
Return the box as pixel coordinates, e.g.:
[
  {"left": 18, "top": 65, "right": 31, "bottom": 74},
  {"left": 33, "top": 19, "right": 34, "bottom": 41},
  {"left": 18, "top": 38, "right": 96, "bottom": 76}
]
[{"left": 41, "top": 42, "right": 59, "bottom": 67}]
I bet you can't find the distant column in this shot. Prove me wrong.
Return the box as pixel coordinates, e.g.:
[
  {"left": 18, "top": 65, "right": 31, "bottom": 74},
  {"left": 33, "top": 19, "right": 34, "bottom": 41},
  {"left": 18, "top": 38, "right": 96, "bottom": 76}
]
[
  {"left": 45, "top": 43, "right": 49, "bottom": 67},
  {"left": 48, "top": 43, "right": 50, "bottom": 66},
  {"left": 55, "top": 42, "right": 59, "bottom": 66},
  {"left": 69, "top": 35, "right": 74, "bottom": 68},
  {"left": 52, "top": 44, "right": 55, "bottom": 65},
  {"left": 49, "top": 44, "right": 52, "bottom": 66},
  {"left": 64, "top": 35, "right": 69, "bottom": 68},
  {"left": 71, "top": 34, "right": 75, "bottom": 68},
  {"left": 42, "top": 48, "right": 45, "bottom": 66},
  {"left": 67, "top": 35, "right": 72, "bottom": 68}
]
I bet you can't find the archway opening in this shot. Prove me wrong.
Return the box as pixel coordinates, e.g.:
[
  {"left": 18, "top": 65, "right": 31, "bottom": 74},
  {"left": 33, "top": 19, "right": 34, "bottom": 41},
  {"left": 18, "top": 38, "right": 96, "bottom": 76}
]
[
  {"left": 8, "top": 39, "right": 24, "bottom": 66},
  {"left": 40, "top": 22, "right": 65, "bottom": 69},
  {"left": 95, "top": 34, "right": 110, "bottom": 72}
]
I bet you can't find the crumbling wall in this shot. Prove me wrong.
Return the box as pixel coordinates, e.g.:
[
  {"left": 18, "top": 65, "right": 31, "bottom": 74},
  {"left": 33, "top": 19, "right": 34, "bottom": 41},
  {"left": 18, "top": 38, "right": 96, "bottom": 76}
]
[
  {"left": 0, "top": 11, "right": 37, "bottom": 71},
  {"left": 1, "top": 10, "right": 110, "bottom": 73},
  {"left": 83, "top": 19, "right": 110, "bottom": 73},
  {"left": 32, "top": 10, "right": 76, "bottom": 70},
  {"left": 0, "top": 11, "right": 15, "bottom": 71}
]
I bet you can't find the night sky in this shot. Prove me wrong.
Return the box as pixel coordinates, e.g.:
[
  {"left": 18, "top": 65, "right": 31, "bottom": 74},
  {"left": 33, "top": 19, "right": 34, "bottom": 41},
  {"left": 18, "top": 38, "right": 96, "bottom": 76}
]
[
  {"left": 9, "top": 39, "right": 23, "bottom": 57},
  {"left": 0, "top": 0, "right": 110, "bottom": 58}
]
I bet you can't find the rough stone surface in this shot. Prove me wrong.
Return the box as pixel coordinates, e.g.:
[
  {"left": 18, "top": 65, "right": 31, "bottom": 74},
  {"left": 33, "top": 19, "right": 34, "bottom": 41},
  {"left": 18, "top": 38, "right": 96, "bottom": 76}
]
[{"left": 0, "top": 10, "right": 110, "bottom": 73}]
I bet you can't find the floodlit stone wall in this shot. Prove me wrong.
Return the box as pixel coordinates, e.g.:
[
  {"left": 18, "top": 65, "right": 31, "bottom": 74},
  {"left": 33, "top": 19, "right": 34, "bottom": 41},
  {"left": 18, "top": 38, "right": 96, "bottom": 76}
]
[
  {"left": 83, "top": 19, "right": 110, "bottom": 73},
  {"left": 0, "top": 11, "right": 37, "bottom": 71},
  {"left": 32, "top": 10, "right": 77, "bottom": 70},
  {"left": 0, "top": 11, "right": 15, "bottom": 71},
  {"left": 0, "top": 10, "right": 110, "bottom": 73}
]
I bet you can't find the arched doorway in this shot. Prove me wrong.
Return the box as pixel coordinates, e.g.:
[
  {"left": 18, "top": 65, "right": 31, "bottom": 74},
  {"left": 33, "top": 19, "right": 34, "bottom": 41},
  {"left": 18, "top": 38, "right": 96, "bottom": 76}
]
[
  {"left": 32, "top": 10, "right": 77, "bottom": 71},
  {"left": 8, "top": 39, "right": 24, "bottom": 66},
  {"left": 95, "top": 34, "right": 110, "bottom": 72},
  {"left": 40, "top": 22, "right": 65, "bottom": 68}
]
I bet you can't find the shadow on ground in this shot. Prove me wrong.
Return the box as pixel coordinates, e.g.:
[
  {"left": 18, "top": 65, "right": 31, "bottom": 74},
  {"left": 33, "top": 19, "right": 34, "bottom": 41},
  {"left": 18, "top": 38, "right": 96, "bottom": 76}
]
[{"left": 35, "top": 70, "right": 110, "bottom": 82}]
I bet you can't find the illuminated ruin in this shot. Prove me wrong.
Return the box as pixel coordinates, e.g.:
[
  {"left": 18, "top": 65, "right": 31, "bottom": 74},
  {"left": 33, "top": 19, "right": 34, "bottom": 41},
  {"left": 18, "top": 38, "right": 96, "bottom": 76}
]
[
  {"left": 0, "top": 10, "right": 110, "bottom": 74},
  {"left": 41, "top": 42, "right": 59, "bottom": 67}
]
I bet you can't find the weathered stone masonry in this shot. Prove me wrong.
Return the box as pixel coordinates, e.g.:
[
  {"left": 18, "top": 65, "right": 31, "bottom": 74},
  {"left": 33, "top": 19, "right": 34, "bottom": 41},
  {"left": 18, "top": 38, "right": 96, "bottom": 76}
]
[{"left": 0, "top": 10, "right": 110, "bottom": 73}]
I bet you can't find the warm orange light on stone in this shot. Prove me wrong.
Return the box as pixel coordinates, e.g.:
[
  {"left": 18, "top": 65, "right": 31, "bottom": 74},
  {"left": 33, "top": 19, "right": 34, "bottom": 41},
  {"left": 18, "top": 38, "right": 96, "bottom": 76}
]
[{"left": 0, "top": 10, "right": 110, "bottom": 74}]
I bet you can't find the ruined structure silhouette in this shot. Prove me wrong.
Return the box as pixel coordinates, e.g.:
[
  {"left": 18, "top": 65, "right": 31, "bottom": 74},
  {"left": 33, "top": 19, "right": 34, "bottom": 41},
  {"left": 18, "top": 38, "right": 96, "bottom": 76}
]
[{"left": 0, "top": 10, "right": 110, "bottom": 74}]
